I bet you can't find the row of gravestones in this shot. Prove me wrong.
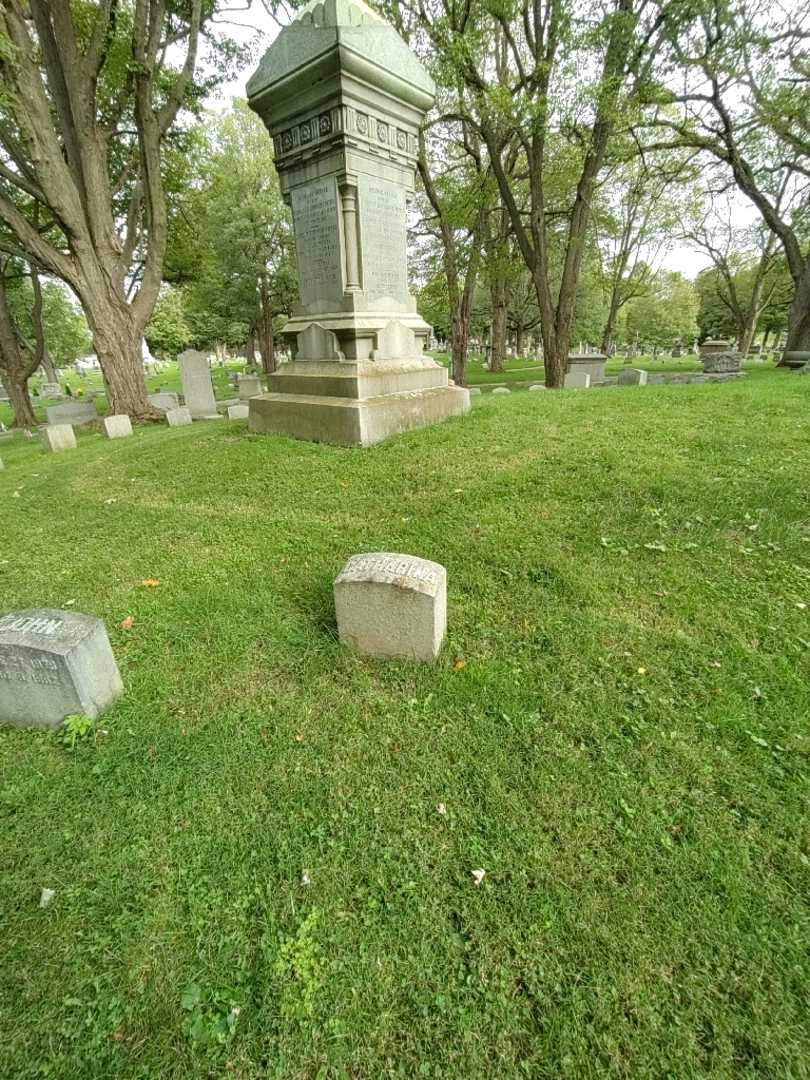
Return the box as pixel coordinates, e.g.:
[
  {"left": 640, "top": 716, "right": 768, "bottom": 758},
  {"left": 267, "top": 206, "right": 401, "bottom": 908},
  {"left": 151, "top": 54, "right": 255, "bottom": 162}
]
[{"left": 0, "top": 553, "right": 448, "bottom": 731}]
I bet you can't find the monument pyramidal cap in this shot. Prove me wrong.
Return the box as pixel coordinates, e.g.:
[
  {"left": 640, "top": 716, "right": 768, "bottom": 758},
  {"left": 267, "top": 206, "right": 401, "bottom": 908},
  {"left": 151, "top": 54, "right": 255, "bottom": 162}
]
[{"left": 246, "top": 0, "right": 470, "bottom": 447}]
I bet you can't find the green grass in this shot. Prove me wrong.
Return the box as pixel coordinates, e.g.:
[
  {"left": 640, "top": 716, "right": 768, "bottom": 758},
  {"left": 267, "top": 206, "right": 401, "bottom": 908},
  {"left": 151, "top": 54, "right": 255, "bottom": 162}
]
[{"left": 1, "top": 369, "right": 809, "bottom": 1078}]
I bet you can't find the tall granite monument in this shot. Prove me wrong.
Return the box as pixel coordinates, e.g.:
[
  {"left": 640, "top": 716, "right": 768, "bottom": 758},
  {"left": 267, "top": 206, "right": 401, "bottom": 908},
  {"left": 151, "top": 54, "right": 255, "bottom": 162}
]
[{"left": 246, "top": 0, "right": 469, "bottom": 446}]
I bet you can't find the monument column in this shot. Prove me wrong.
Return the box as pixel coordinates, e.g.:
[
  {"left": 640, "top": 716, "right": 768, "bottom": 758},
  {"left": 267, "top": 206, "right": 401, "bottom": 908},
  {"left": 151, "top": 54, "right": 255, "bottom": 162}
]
[{"left": 245, "top": 0, "right": 469, "bottom": 447}]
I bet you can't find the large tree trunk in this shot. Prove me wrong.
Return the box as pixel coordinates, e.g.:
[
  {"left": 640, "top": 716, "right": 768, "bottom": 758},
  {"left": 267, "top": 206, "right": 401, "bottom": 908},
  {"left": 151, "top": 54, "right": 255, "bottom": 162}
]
[
  {"left": 490, "top": 276, "right": 509, "bottom": 372},
  {"left": 3, "top": 371, "right": 36, "bottom": 428},
  {"left": 514, "top": 325, "right": 525, "bottom": 358},
  {"left": 781, "top": 261, "right": 810, "bottom": 358},
  {"left": 41, "top": 346, "right": 57, "bottom": 382},
  {"left": 85, "top": 304, "right": 157, "bottom": 420}
]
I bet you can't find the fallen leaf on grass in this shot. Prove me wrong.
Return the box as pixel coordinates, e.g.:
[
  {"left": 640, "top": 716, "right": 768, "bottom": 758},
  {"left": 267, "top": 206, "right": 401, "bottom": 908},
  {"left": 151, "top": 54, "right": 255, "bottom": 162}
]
[
  {"left": 120, "top": 616, "right": 134, "bottom": 630},
  {"left": 471, "top": 869, "right": 486, "bottom": 886},
  {"left": 437, "top": 802, "right": 447, "bottom": 816},
  {"left": 301, "top": 869, "right": 312, "bottom": 886},
  {"left": 140, "top": 578, "right": 160, "bottom": 587},
  {"left": 453, "top": 658, "right": 466, "bottom": 671}
]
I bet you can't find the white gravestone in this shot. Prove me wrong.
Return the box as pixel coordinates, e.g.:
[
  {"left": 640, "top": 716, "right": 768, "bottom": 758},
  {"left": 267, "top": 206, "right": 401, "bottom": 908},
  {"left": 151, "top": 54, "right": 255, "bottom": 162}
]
[
  {"left": 41, "top": 424, "right": 77, "bottom": 452},
  {"left": 227, "top": 404, "right": 250, "bottom": 420},
  {"left": 0, "top": 609, "right": 123, "bottom": 730},
  {"left": 334, "top": 552, "right": 447, "bottom": 662},
  {"left": 165, "top": 406, "right": 192, "bottom": 427},
  {"left": 468, "top": 387, "right": 482, "bottom": 396},
  {"left": 529, "top": 383, "right": 546, "bottom": 391},
  {"left": 178, "top": 349, "right": 217, "bottom": 418},
  {"left": 492, "top": 387, "right": 511, "bottom": 395},
  {"left": 617, "top": 368, "right": 648, "bottom": 386},
  {"left": 102, "top": 414, "right": 133, "bottom": 439},
  {"left": 564, "top": 371, "right": 591, "bottom": 389}
]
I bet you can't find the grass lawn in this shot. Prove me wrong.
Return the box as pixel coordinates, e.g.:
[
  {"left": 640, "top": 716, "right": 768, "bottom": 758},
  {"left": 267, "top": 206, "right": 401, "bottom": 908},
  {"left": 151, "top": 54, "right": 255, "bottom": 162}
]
[{"left": 1, "top": 369, "right": 809, "bottom": 1077}]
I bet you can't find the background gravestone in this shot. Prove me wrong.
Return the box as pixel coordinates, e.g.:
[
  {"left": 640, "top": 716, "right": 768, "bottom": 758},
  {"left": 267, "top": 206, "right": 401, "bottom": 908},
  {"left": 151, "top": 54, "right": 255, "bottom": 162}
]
[
  {"left": 178, "top": 349, "right": 217, "bottom": 418},
  {"left": 46, "top": 401, "right": 97, "bottom": 426},
  {"left": 0, "top": 609, "right": 123, "bottom": 730},
  {"left": 246, "top": 0, "right": 469, "bottom": 446},
  {"left": 41, "top": 424, "right": 77, "bottom": 452},
  {"left": 238, "top": 373, "right": 262, "bottom": 400},
  {"left": 102, "top": 415, "right": 133, "bottom": 439}
]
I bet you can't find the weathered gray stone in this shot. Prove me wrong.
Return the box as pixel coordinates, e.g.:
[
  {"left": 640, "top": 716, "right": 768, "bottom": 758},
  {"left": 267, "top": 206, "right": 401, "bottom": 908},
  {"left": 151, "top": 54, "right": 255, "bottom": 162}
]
[
  {"left": 528, "top": 383, "right": 546, "bottom": 391},
  {"left": 564, "top": 371, "right": 590, "bottom": 389},
  {"left": 0, "top": 609, "right": 123, "bottom": 730},
  {"left": 41, "top": 424, "right": 77, "bottom": 452},
  {"left": 165, "top": 406, "right": 192, "bottom": 427},
  {"left": 148, "top": 391, "right": 179, "bottom": 412},
  {"left": 699, "top": 338, "right": 731, "bottom": 356},
  {"left": 39, "top": 382, "right": 62, "bottom": 398},
  {"left": 246, "top": 0, "right": 468, "bottom": 446},
  {"left": 238, "top": 374, "right": 262, "bottom": 400},
  {"left": 178, "top": 349, "right": 217, "bottom": 418},
  {"left": 492, "top": 386, "right": 511, "bottom": 395},
  {"left": 102, "top": 414, "right": 133, "bottom": 439},
  {"left": 700, "top": 349, "right": 742, "bottom": 374},
  {"left": 468, "top": 386, "right": 482, "bottom": 396},
  {"left": 227, "top": 403, "right": 250, "bottom": 419},
  {"left": 617, "top": 368, "right": 648, "bottom": 386},
  {"left": 568, "top": 352, "right": 606, "bottom": 384},
  {"left": 334, "top": 552, "right": 446, "bottom": 661},
  {"left": 46, "top": 401, "right": 96, "bottom": 426}
]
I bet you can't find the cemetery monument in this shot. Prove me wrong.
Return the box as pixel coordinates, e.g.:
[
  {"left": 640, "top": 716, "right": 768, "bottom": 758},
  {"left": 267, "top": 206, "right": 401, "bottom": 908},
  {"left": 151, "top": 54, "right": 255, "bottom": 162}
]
[{"left": 245, "top": 0, "right": 469, "bottom": 446}]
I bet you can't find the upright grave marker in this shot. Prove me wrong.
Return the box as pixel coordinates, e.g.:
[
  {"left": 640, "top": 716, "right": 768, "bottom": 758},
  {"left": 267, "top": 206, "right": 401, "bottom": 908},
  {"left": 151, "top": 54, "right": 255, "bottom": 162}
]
[
  {"left": 41, "top": 424, "right": 77, "bottom": 452},
  {"left": 334, "top": 552, "right": 447, "bottom": 661},
  {"left": 178, "top": 349, "right": 217, "bottom": 418},
  {"left": 246, "top": 0, "right": 469, "bottom": 446},
  {"left": 0, "top": 609, "right": 122, "bottom": 730}
]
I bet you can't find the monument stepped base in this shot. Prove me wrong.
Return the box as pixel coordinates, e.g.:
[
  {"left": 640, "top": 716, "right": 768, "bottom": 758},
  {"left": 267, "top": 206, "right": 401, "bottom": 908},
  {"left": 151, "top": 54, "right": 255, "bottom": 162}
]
[{"left": 249, "top": 384, "right": 469, "bottom": 447}]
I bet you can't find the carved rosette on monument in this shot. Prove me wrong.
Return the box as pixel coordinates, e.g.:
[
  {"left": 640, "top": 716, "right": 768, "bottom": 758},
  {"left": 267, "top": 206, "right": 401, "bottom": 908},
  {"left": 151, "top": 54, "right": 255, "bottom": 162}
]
[{"left": 245, "top": 0, "right": 470, "bottom": 446}]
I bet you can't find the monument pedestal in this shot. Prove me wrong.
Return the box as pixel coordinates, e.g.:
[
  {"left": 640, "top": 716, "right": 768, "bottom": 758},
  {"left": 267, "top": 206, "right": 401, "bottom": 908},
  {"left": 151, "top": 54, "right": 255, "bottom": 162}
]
[
  {"left": 246, "top": 0, "right": 468, "bottom": 448},
  {"left": 249, "top": 357, "right": 468, "bottom": 446}
]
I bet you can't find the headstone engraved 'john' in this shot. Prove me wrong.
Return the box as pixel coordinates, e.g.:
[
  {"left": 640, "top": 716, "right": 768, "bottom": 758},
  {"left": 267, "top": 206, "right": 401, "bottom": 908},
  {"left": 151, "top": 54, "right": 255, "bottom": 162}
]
[
  {"left": 246, "top": 0, "right": 469, "bottom": 446},
  {"left": 178, "top": 349, "right": 217, "bottom": 418},
  {"left": 334, "top": 552, "right": 447, "bottom": 661},
  {"left": 0, "top": 609, "right": 123, "bottom": 730}
]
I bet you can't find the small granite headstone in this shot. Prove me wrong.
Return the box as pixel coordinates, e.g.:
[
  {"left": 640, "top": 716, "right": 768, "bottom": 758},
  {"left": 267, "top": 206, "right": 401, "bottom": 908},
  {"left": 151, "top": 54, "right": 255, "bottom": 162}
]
[
  {"left": 102, "top": 415, "right": 133, "bottom": 439},
  {"left": 227, "top": 403, "right": 250, "bottom": 420},
  {"left": 468, "top": 387, "right": 482, "bottom": 396},
  {"left": 492, "top": 387, "right": 511, "bottom": 395},
  {"left": 46, "top": 401, "right": 96, "bottom": 426},
  {"left": 166, "top": 406, "right": 192, "bottom": 427},
  {"left": 39, "top": 382, "right": 62, "bottom": 398},
  {"left": 41, "top": 424, "right": 77, "bottom": 452},
  {"left": 564, "top": 371, "right": 591, "bottom": 389},
  {"left": 0, "top": 609, "right": 123, "bottom": 730},
  {"left": 178, "top": 349, "right": 217, "bottom": 418},
  {"left": 528, "top": 383, "right": 546, "bottom": 391},
  {"left": 148, "top": 391, "right": 179, "bottom": 413},
  {"left": 334, "top": 552, "right": 447, "bottom": 662},
  {"left": 617, "top": 368, "right": 648, "bottom": 386}
]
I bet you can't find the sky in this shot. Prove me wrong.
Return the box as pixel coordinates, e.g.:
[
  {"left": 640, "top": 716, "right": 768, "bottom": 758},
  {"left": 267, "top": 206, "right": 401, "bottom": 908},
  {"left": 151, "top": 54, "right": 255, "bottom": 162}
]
[{"left": 210, "top": 3, "right": 730, "bottom": 282}]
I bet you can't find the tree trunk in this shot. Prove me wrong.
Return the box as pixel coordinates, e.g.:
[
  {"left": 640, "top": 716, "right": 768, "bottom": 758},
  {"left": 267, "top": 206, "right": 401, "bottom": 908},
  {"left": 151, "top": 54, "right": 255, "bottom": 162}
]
[
  {"left": 450, "top": 310, "right": 470, "bottom": 387},
  {"left": 246, "top": 328, "right": 257, "bottom": 370},
  {"left": 3, "top": 370, "right": 37, "bottom": 428},
  {"left": 258, "top": 281, "right": 276, "bottom": 376},
  {"left": 761, "top": 327, "right": 770, "bottom": 351},
  {"left": 490, "top": 276, "right": 509, "bottom": 372},
  {"left": 781, "top": 261, "right": 810, "bottom": 358},
  {"left": 41, "top": 346, "right": 57, "bottom": 382},
  {"left": 600, "top": 289, "right": 622, "bottom": 355},
  {"left": 86, "top": 305, "right": 157, "bottom": 420},
  {"left": 514, "top": 326, "right": 525, "bottom": 357}
]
